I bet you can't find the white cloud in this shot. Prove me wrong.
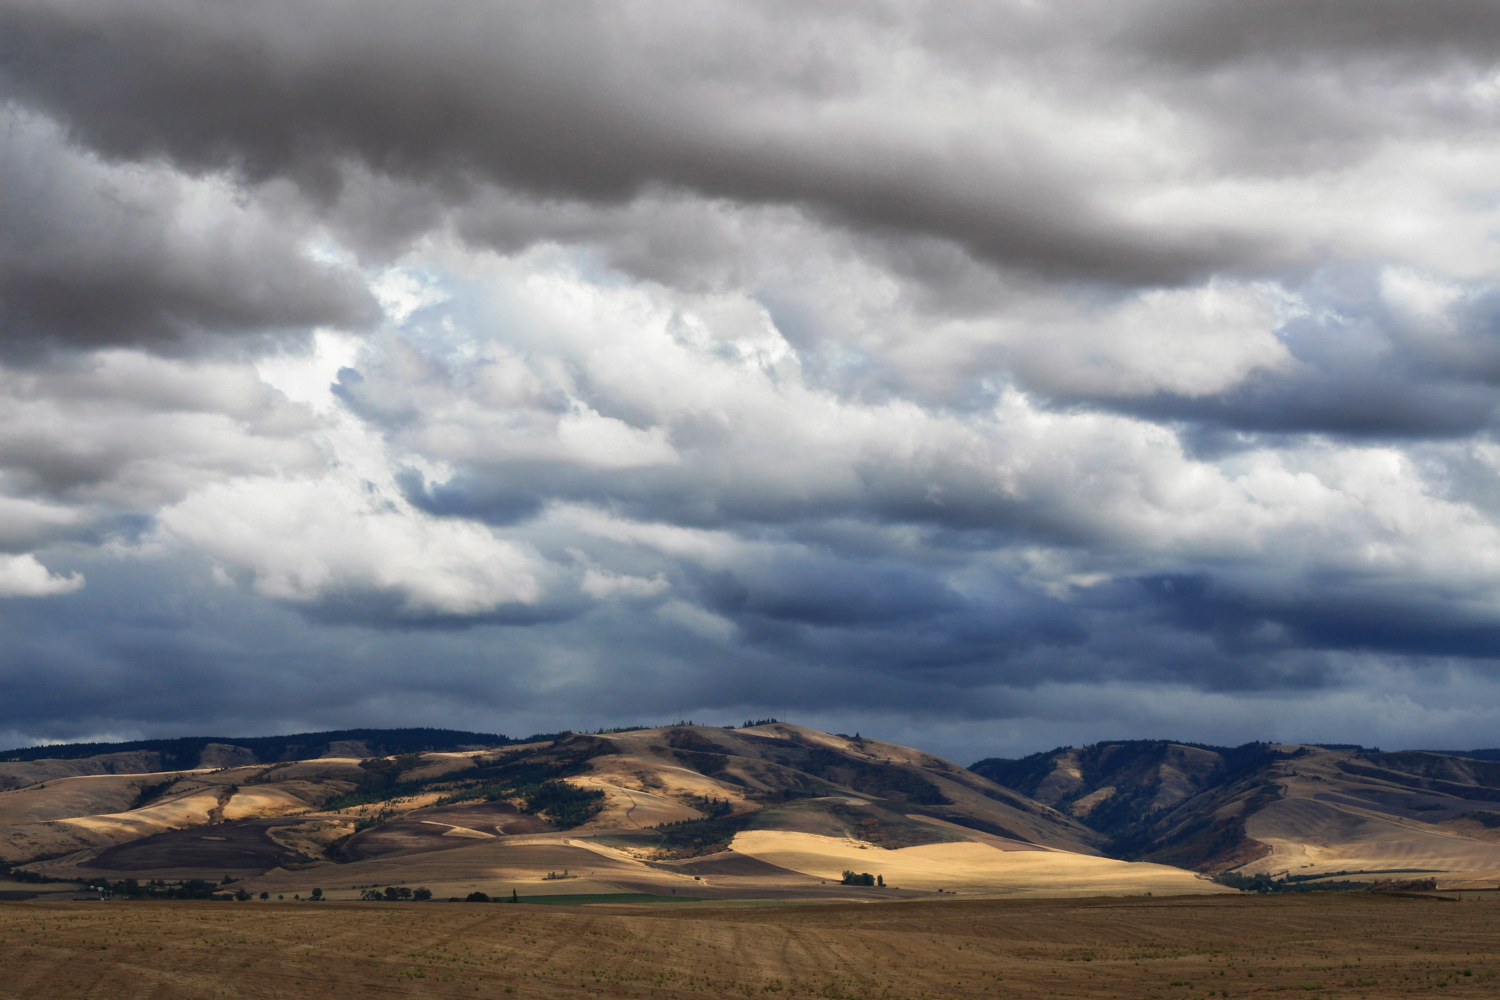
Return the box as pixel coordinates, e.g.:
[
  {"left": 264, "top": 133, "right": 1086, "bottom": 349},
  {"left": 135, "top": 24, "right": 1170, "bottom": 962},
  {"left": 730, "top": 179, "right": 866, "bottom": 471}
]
[
  {"left": 580, "top": 568, "right": 669, "bottom": 600},
  {"left": 157, "top": 476, "right": 543, "bottom": 615},
  {"left": 0, "top": 554, "right": 83, "bottom": 598},
  {"left": 656, "top": 599, "right": 739, "bottom": 642},
  {"left": 255, "top": 330, "right": 362, "bottom": 415},
  {"left": 1008, "top": 280, "right": 1299, "bottom": 398}
]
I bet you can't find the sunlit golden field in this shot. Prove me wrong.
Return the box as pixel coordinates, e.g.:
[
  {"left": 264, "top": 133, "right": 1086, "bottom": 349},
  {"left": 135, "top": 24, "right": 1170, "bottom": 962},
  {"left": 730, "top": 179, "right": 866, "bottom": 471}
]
[{"left": 4, "top": 893, "right": 1500, "bottom": 999}]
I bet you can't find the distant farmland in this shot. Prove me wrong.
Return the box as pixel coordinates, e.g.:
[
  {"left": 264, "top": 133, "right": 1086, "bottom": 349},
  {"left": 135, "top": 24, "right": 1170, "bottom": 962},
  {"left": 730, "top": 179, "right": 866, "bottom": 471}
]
[{"left": 3, "top": 892, "right": 1500, "bottom": 998}]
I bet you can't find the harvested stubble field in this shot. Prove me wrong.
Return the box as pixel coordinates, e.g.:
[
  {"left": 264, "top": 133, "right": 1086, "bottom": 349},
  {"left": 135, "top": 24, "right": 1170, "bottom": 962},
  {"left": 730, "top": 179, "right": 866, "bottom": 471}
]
[{"left": 2, "top": 893, "right": 1498, "bottom": 999}]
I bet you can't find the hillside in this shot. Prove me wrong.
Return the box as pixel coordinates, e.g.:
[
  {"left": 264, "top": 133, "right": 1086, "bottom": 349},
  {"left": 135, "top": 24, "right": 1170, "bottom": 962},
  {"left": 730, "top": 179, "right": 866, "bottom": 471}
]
[
  {"left": 0, "top": 724, "right": 1222, "bottom": 901},
  {"left": 971, "top": 740, "right": 1283, "bottom": 870},
  {"left": 972, "top": 741, "right": 1500, "bottom": 886}
]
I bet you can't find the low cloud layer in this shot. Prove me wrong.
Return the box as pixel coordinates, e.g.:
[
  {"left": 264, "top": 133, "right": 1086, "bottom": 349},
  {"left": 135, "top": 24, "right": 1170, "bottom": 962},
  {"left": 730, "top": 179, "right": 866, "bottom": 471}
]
[{"left": 4, "top": 0, "right": 1500, "bottom": 758}]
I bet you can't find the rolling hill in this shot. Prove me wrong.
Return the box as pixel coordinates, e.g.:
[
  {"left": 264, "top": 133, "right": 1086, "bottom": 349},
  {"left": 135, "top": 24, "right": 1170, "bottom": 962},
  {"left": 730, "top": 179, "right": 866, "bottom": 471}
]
[{"left": 0, "top": 724, "right": 1223, "bottom": 901}]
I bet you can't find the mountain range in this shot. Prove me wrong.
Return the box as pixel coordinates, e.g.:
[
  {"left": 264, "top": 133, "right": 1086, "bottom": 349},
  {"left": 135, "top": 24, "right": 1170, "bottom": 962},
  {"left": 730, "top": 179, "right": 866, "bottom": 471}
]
[{"left": 3, "top": 726, "right": 1500, "bottom": 902}]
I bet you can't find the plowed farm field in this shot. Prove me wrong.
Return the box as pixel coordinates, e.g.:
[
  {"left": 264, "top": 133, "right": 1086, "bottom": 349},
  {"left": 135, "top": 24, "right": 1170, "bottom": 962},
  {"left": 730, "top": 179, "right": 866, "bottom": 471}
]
[{"left": 3, "top": 892, "right": 1499, "bottom": 999}]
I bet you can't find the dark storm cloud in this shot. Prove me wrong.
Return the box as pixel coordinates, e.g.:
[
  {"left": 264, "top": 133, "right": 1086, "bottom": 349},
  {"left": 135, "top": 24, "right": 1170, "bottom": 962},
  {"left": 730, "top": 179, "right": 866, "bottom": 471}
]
[
  {"left": 1138, "top": 572, "right": 1500, "bottom": 661},
  {"left": 669, "top": 554, "right": 1500, "bottom": 693},
  {"left": 6, "top": 0, "right": 1498, "bottom": 301},
  {"left": 0, "top": 556, "right": 546, "bottom": 737},
  {"left": 395, "top": 444, "right": 1091, "bottom": 545},
  {"left": 0, "top": 549, "right": 1352, "bottom": 746},
  {"left": 0, "top": 112, "right": 379, "bottom": 354},
  {"left": 1135, "top": 0, "right": 1500, "bottom": 67},
  {"left": 0, "top": 0, "right": 1341, "bottom": 285},
  {"left": 0, "top": 552, "right": 1008, "bottom": 738}
]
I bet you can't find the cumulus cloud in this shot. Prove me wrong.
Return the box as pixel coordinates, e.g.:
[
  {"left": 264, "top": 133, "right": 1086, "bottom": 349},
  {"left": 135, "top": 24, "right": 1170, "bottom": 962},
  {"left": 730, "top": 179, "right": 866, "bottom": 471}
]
[
  {"left": 5, "top": 0, "right": 1500, "bottom": 751},
  {"left": 157, "top": 477, "right": 547, "bottom": 618},
  {"left": 0, "top": 349, "right": 323, "bottom": 517},
  {"left": 0, "top": 553, "right": 80, "bottom": 597}
]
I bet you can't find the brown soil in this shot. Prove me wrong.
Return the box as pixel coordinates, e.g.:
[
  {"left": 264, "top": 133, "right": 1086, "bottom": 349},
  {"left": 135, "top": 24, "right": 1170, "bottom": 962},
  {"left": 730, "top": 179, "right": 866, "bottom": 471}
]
[{"left": 4, "top": 892, "right": 1500, "bottom": 998}]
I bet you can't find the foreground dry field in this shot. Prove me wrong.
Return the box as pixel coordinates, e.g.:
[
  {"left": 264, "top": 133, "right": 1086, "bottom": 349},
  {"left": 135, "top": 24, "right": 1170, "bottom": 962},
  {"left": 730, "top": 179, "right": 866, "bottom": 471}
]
[{"left": 2, "top": 893, "right": 1498, "bottom": 999}]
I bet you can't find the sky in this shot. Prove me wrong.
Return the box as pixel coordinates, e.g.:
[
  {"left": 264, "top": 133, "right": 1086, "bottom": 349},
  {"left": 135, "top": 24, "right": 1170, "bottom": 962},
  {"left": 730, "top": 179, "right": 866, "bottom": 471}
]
[{"left": 5, "top": 1, "right": 1500, "bottom": 764}]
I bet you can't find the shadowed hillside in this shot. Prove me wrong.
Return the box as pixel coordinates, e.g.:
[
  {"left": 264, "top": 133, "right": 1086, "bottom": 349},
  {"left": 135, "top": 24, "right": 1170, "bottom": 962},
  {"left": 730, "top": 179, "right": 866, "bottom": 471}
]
[
  {"left": 971, "top": 740, "right": 1285, "bottom": 870},
  {"left": 972, "top": 741, "right": 1500, "bottom": 884}
]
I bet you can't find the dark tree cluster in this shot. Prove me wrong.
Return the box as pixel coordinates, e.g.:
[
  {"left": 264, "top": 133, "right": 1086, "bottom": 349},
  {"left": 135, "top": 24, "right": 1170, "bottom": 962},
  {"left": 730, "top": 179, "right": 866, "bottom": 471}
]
[
  {"left": 0, "top": 865, "right": 68, "bottom": 884},
  {"left": 1213, "top": 870, "right": 1438, "bottom": 894},
  {"left": 359, "top": 886, "right": 432, "bottom": 901},
  {"left": 650, "top": 813, "right": 751, "bottom": 858},
  {"left": 839, "top": 871, "right": 883, "bottom": 886},
  {"left": 328, "top": 736, "right": 613, "bottom": 829}
]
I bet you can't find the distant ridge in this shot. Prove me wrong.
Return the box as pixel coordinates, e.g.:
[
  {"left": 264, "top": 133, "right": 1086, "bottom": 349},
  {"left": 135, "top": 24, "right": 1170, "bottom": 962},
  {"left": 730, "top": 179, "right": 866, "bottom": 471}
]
[
  {"left": 970, "top": 739, "right": 1500, "bottom": 874},
  {"left": 1439, "top": 748, "right": 1500, "bottom": 762},
  {"left": 0, "top": 727, "right": 551, "bottom": 766}
]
